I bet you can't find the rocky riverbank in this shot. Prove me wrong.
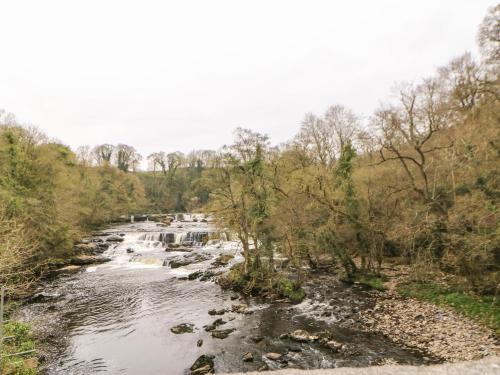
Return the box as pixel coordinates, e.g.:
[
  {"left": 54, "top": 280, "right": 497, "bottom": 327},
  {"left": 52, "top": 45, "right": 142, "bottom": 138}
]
[
  {"left": 286, "top": 273, "right": 499, "bottom": 365},
  {"left": 350, "top": 290, "right": 499, "bottom": 362}
]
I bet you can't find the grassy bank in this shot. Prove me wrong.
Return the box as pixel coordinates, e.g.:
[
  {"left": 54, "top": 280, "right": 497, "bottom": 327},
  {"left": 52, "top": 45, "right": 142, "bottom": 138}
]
[
  {"left": 1, "top": 321, "right": 38, "bottom": 374},
  {"left": 351, "top": 271, "right": 388, "bottom": 291},
  {"left": 0, "top": 302, "right": 38, "bottom": 374},
  {"left": 397, "top": 282, "right": 500, "bottom": 335}
]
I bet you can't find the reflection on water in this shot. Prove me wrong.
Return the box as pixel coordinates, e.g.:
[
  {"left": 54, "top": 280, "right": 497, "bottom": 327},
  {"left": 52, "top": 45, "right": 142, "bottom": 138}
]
[{"left": 21, "top": 219, "right": 428, "bottom": 374}]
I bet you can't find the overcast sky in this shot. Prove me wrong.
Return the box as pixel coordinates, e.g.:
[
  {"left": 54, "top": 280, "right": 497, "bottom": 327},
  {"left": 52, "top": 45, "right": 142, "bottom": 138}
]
[{"left": 0, "top": 0, "right": 496, "bottom": 159}]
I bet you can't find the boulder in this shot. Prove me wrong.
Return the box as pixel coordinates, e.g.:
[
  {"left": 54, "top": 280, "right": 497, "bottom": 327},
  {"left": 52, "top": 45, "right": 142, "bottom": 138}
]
[
  {"left": 106, "top": 235, "right": 125, "bottom": 242},
  {"left": 197, "top": 339, "right": 203, "bottom": 347},
  {"left": 170, "top": 323, "right": 194, "bottom": 334},
  {"left": 167, "top": 254, "right": 211, "bottom": 268},
  {"left": 231, "top": 303, "right": 248, "bottom": 314},
  {"left": 73, "top": 243, "right": 98, "bottom": 254},
  {"left": 95, "top": 242, "right": 111, "bottom": 251},
  {"left": 55, "top": 265, "right": 82, "bottom": 275},
  {"left": 242, "top": 352, "right": 253, "bottom": 362},
  {"left": 188, "top": 271, "right": 203, "bottom": 280},
  {"left": 189, "top": 355, "right": 214, "bottom": 375},
  {"left": 208, "top": 309, "right": 226, "bottom": 316},
  {"left": 165, "top": 246, "right": 192, "bottom": 252},
  {"left": 211, "top": 254, "right": 234, "bottom": 267},
  {"left": 199, "top": 271, "right": 216, "bottom": 281},
  {"left": 211, "top": 328, "right": 235, "bottom": 339},
  {"left": 70, "top": 255, "right": 111, "bottom": 265},
  {"left": 289, "top": 329, "right": 319, "bottom": 343},
  {"left": 167, "top": 259, "right": 193, "bottom": 268},
  {"left": 326, "top": 340, "right": 343, "bottom": 352},
  {"left": 204, "top": 318, "right": 226, "bottom": 332},
  {"left": 265, "top": 352, "right": 283, "bottom": 361}
]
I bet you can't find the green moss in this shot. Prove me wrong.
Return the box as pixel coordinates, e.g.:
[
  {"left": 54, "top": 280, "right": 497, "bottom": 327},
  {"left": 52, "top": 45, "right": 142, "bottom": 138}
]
[
  {"left": 221, "top": 264, "right": 306, "bottom": 303},
  {"left": 277, "top": 278, "right": 306, "bottom": 303},
  {"left": 397, "top": 282, "right": 500, "bottom": 335},
  {"left": 1, "top": 321, "right": 38, "bottom": 374},
  {"left": 353, "top": 271, "right": 388, "bottom": 291}
]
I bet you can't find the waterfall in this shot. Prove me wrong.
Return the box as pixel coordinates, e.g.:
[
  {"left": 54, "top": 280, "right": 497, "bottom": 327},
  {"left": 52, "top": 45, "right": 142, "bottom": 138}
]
[
  {"left": 173, "top": 231, "right": 209, "bottom": 246},
  {"left": 138, "top": 232, "right": 175, "bottom": 244}
]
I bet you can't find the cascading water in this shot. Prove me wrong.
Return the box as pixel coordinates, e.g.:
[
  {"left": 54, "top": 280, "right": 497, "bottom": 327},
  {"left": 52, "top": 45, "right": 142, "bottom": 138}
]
[
  {"left": 138, "top": 232, "right": 176, "bottom": 244},
  {"left": 138, "top": 231, "right": 211, "bottom": 247},
  {"left": 20, "top": 214, "right": 429, "bottom": 375}
]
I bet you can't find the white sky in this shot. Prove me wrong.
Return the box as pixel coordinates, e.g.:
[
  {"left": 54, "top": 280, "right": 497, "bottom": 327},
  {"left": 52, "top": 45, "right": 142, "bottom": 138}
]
[{"left": 0, "top": 0, "right": 496, "bottom": 159}]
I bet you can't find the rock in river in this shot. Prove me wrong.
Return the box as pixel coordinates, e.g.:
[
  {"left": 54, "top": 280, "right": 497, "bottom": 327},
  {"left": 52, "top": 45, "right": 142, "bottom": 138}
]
[
  {"left": 166, "top": 259, "right": 192, "bottom": 268},
  {"left": 265, "top": 352, "right": 283, "bottom": 361},
  {"left": 289, "top": 329, "right": 319, "bottom": 343},
  {"left": 242, "top": 352, "right": 253, "bottom": 362},
  {"left": 204, "top": 318, "right": 226, "bottom": 332},
  {"left": 231, "top": 303, "right": 248, "bottom": 313},
  {"left": 189, "top": 354, "right": 215, "bottom": 375},
  {"left": 70, "top": 255, "right": 111, "bottom": 265},
  {"left": 55, "top": 265, "right": 82, "bottom": 275},
  {"left": 208, "top": 309, "right": 226, "bottom": 316},
  {"left": 188, "top": 271, "right": 203, "bottom": 280},
  {"left": 211, "top": 328, "right": 235, "bottom": 339},
  {"left": 170, "top": 323, "right": 194, "bottom": 334},
  {"left": 106, "top": 235, "right": 125, "bottom": 242},
  {"left": 73, "top": 243, "right": 99, "bottom": 254},
  {"left": 166, "top": 254, "right": 212, "bottom": 268},
  {"left": 211, "top": 254, "right": 234, "bottom": 267},
  {"left": 326, "top": 340, "right": 343, "bottom": 352}
]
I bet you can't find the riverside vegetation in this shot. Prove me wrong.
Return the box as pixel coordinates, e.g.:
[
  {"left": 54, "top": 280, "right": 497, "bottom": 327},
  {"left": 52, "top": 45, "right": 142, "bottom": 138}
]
[{"left": 0, "top": 5, "right": 499, "bottom": 373}]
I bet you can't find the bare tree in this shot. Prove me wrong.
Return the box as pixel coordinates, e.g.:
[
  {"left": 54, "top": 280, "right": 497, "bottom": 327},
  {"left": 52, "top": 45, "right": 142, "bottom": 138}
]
[
  {"left": 324, "top": 104, "right": 359, "bottom": 153},
  {"left": 478, "top": 4, "right": 500, "bottom": 68},
  {"left": 76, "top": 145, "right": 93, "bottom": 166},
  {"left": 295, "top": 113, "right": 335, "bottom": 167},
  {"left": 373, "top": 80, "right": 452, "bottom": 211},
  {"left": 92, "top": 144, "right": 115, "bottom": 166},
  {"left": 295, "top": 105, "right": 360, "bottom": 167},
  {"left": 438, "top": 53, "right": 483, "bottom": 112},
  {"left": 148, "top": 151, "right": 168, "bottom": 174},
  {"left": 115, "top": 144, "right": 142, "bottom": 172}
]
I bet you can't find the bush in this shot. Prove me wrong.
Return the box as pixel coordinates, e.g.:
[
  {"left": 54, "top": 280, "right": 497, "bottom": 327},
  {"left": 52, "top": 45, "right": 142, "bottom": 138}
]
[{"left": 277, "top": 277, "right": 306, "bottom": 303}]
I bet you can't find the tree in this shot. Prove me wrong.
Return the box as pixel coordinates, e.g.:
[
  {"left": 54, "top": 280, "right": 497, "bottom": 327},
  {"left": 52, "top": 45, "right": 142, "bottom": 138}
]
[
  {"left": 148, "top": 151, "right": 168, "bottom": 174},
  {"left": 92, "top": 144, "right": 115, "bottom": 166},
  {"left": 295, "top": 105, "right": 360, "bottom": 167},
  {"left": 115, "top": 144, "right": 142, "bottom": 172},
  {"left": 373, "top": 80, "right": 453, "bottom": 213},
  {"left": 478, "top": 4, "right": 500, "bottom": 68},
  {"left": 438, "top": 53, "right": 483, "bottom": 112},
  {"left": 208, "top": 128, "right": 271, "bottom": 275},
  {"left": 76, "top": 145, "right": 93, "bottom": 166}
]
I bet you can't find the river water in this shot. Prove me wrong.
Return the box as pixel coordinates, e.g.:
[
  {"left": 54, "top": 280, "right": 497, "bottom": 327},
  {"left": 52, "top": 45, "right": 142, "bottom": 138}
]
[{"left": 21, "top": 216, "right": 429, "bottom": 374}]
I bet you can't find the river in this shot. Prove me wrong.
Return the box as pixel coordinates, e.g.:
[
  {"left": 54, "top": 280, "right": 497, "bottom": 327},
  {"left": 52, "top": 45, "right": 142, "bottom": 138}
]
[{"left": 20, "top": 215, "right": 430, "bottom": 374}]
